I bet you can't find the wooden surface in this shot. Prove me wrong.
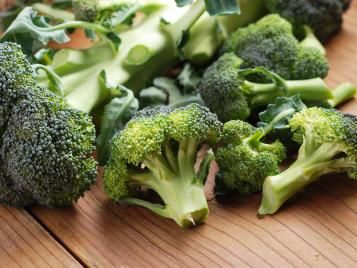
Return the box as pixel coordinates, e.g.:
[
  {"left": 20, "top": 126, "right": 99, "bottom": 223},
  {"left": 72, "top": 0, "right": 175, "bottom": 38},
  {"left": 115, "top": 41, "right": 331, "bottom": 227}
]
[{"left": 1, "top": 3, "right": 357, "bottom": 268}]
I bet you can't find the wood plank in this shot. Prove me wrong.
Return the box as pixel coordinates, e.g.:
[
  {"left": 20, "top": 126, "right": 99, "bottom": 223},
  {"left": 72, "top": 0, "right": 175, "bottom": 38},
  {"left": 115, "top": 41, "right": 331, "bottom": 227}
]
[
  {"left": 0, "top": 206, "right": 82, "bottom": 268},
  {"left": 8, "top": 1, "right": 357, "bottom": 267}
]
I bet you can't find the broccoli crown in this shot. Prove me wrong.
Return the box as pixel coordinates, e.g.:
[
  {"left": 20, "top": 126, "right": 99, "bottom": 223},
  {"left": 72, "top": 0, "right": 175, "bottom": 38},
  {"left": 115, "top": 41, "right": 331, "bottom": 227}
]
[
  {"left": 265, "top": 0, "right": 350, "bottom": 42},
  {"left": 73, "top": 0, "right": 99, "bottom": 22},
  {"left": 198, "top": 53, "right": 250, "bottom": 122},
  {"left": 104, "top": 104, "right": 222, "bottom": 227},
  {"left": 215, "top": 120, "right": 286, "bottom": 194},
  {"left": 290, "top": 107, "right": 357, "bottom": 178},
  {"left": 259, "top": 107, "right": 356, "bottom": 215},
  {"left": 1, "top": 87, "right": 97, "bottom": 206},
  {"left": 222, "top": 14, "right": 329, "bottom": 80}
]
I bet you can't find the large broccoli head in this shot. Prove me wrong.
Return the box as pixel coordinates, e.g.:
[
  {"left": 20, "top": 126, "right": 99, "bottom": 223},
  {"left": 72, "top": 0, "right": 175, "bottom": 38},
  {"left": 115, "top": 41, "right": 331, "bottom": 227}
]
[
  {"left": 104, "top": 104, "right": 222, "bottom": 227},
  {"left": 215, "top": 120, "right": 286, "bottom": 194},
  {"left": 265, "top": 0, "right": 351, "bottom": 42},
  {"left": 0, "top": 42, "right": 97, "bottom": 207},
  {"left": 1, "top": 87, "right": 97, "bottom": 207},
  {"left": 221, "top": 14, "right": 329, "bottom": 80},
  {"left": 259, "top": 107, "right": 357, "bottom": 215}
]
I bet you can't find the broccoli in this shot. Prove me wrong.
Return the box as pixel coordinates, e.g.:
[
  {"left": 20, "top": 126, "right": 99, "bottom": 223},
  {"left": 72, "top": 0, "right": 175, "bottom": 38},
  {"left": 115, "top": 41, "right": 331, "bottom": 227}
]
[
  {"left": 259, "top": 107, "right": 357, "bottom": 215},
  {"left": 104, "top": 104, "right": 222, "bottom": 227},
  {"left": 0, "top": 42, "right": 97, "bottom": 207},
  {"left": 198, "top": 52, "right": 333, "bottom": 122},
  {"left": 221, "top": 14, "right": 329, "bottom": 80},
  {"left": 215, "top": 119, "right": 286, "bottom": 195},
  {"left": 265, "top": 0, "right": 352, "bottom": 43}
]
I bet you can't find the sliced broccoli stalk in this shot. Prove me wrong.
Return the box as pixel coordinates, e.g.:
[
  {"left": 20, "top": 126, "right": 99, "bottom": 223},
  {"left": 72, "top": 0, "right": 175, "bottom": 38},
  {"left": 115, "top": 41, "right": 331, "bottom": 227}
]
[
  {"left": 259, "top": 108, "right": 357, "bottom": 215},
  {"left": 328, "top": 83, "right": 357, "bottom": 108}
]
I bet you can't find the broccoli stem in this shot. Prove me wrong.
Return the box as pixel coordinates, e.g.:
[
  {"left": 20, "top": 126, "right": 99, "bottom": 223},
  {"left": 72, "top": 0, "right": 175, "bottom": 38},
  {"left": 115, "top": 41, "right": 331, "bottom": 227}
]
[
  {"left": 126, "top": 148, "right": 208, "bottom": 227},
  {"left": 328, "top": 83, "right": 357, "bottom": 107},
  {"left": 33, "top": 3, "right": 75, "bottom": 21},
  {"left": 299, "top": 26, "right": 326, "bottom": 55},
  {"left": 162, "top": 0, "right": 206, "bottom": 47},
  {"left": 258, "top": 142, "right": 344, "bottom": 215},
  {"left": 248, "top": 78, "right": 333, "bottom": 108}
]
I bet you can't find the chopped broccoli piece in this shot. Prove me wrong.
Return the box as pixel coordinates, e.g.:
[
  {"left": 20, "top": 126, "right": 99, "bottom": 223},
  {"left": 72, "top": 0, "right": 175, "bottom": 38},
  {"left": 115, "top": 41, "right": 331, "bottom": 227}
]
[
  {"left": 215, "top": 120, "right": 286, "bottom": 194},
  {"left": 221, "top": 14, "right": 329, "bottom": 80},
  {"left": 104, "top": 104, "right": 222, "bottom": 227},
  {"left": 259, "top": 107, "right": 357, "bottom": 215},
  {"left": 0, "top": 42, "right": 97, "bottom": 207},
  {"left": 199, "top": 53, "right": 333, "bottom": 122},
  {"left": 265, "top": 0, "right": 351, "bottom": 42}
]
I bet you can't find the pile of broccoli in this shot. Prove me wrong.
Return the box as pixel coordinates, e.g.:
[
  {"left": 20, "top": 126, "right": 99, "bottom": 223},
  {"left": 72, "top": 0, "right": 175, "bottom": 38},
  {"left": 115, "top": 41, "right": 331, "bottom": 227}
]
[{"left": 0, "top": 0, "right": 355, "bottom": 228}]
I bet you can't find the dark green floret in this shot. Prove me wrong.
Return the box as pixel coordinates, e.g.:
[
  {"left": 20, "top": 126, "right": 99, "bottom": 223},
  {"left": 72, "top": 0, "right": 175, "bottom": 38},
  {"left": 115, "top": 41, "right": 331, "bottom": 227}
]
[
  {"left": 199, "top": 52, "right": 333, "bottom": 122},
  {"left": 215, "top": 120, "right": 286, "bottom": 194},
  {"left": 265, "top": 0, "right": 352, "bottom": 42},
  {"left": 104, "top": 104, "right": 222, "bottom": 227},
  {"left": 0, "top": 42, "right": 97, "bottom": 207},
  {"left": 221, "top": 14, "right": 329, "bottom": 80},
  {"left": 259, "top": 107, "right": 357, "bottom": 215}
]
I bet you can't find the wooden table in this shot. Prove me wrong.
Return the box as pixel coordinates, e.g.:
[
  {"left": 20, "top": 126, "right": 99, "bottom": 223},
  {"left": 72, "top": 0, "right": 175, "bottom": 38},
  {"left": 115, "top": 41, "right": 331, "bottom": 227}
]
[{"left": 1, "top": 3, "right": 357, "bottom": 268}]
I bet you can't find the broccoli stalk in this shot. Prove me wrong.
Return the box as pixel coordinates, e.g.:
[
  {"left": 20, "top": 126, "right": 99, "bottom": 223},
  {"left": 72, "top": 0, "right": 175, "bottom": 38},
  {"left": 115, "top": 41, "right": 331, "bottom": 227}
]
[{"left": 259, "top": 108, "right": 357, "bottom": 215}]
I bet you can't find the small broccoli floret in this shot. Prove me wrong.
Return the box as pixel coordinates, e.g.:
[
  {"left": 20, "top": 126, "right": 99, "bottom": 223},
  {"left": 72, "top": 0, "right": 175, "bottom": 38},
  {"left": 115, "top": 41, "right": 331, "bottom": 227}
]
[
  {"left": 0, "top": 42, "right": 97, "bottom": 207},
  {"left": 259, "top": 108, "right": 357, "bottom": 215},
  {"left": 104, "top": 104, "right": 222, "bottom": 227},
  {"left": 265, "top": 0, "right": 351, "bottom": 42},
  {"left": 199, "top": 52, "right": 333, "bottom": 122},
  {"left": 215, "top": 120, "right": 286, "bottom": 194},
  {"left": 73, "top": 0, "right": 139, "bottom": 29},
  {"left": 221, "top": 14, "right": 329, "bottom": 80}
]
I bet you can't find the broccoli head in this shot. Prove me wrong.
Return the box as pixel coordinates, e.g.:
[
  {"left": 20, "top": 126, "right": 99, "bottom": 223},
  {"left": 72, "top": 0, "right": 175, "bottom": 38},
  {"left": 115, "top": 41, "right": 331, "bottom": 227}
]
[
  {"left": 215, "top": 120, "right": 286, "bottom": 195},
  {"left": 259, "top": 107, "right": 357, "bottom": 215},
  {"left": 221, "top": 14, "right": 329, "bottom": 80},
  {"left": 199, "top": 52, "right": 332, "bottom": 122},
  {"left": 104, "top": 104, "right": 222, "bottom": 227},
  {"left": 0, "top": 42, "right": 97, "bottom": 207},
  {"left": 265, "top": 0, "right": 351, "bottom": 42}
]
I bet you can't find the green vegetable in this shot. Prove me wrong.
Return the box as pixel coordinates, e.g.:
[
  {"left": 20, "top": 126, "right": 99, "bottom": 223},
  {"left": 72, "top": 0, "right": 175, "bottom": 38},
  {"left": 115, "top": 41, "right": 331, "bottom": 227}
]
[
  {"left": 259, "top": 107, "right": 357, "bottom": 215},
  {"left": 222, "top": 14, "right": 329, "bottom": 80},
  {"left": 0, "top": 42, "right": 97, "bottom": 207},
  {"left": 215, "top": 119, "right": 286, "bottom": 195},
  {"left": 198, "top": 52, "right": 333, "bottom": 122},
  {"left": 265, "top": 0, "right": 352, "bottom": 43},
  {"left": 1, "top": 7, "right": 121, "bottom": 55},
  {"left": 104, "top": 104, "right": 222, "bottom": 227}
]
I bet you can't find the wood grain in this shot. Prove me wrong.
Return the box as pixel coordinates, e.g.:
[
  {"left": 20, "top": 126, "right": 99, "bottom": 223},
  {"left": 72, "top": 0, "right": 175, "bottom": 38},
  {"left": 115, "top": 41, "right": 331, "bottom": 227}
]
[
  {"left": 0, "top": 206, "right": 82, "bottom": 268},
  {"left": 1, "top": 1, "right": 357, "bottom": 267}
]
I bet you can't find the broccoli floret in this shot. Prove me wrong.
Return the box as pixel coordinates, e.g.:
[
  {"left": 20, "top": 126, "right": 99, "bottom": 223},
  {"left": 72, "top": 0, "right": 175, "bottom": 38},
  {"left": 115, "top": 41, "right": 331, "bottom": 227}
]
[
  {"left": 0, "top": 42, "right": 97, "bottom": 207},
  {"left": 221, "top": 14, "right": 329, "bottom": 80},
  {"left": 104, "top": 104, "right": 222, "bottom": 227},
  {"left": 215, "top": 120, "right": 286, "bottom": 194},
  {"left": 73, "top": 0, "right": 139, "bottom": 29},
  {"left": 265, "top": 0, "right": 351, "bottom": 42},
  {"left": 259, "top": 107, "right": 357, "bottom": 215},
  {"left": 199, "top": 53, "right": 333, "bottom": 122}
]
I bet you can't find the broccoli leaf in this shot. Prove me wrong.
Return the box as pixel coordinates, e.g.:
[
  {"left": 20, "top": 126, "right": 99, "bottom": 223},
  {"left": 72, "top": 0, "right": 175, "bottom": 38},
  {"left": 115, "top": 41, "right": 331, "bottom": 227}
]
[
  {"left": 177, "top": 63, "right": 203, "bottom": 93},
  {"left": 204, "top": 0, "right": 241, "bottom": 16},
  {"left": 97, "top": 86, "right": 139, "bottom": 165},
  {"left": 258, "top": 95, "right": 307, "bottom": 133},
  {"left": 1, "top": 7, "right": 70, "bottom": 55},
  {"left": 174, "top": 0, "right": 240, "bottom": 15},
  {"left": 139, "top": 87, "right": 167, "bottom": 108}
]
